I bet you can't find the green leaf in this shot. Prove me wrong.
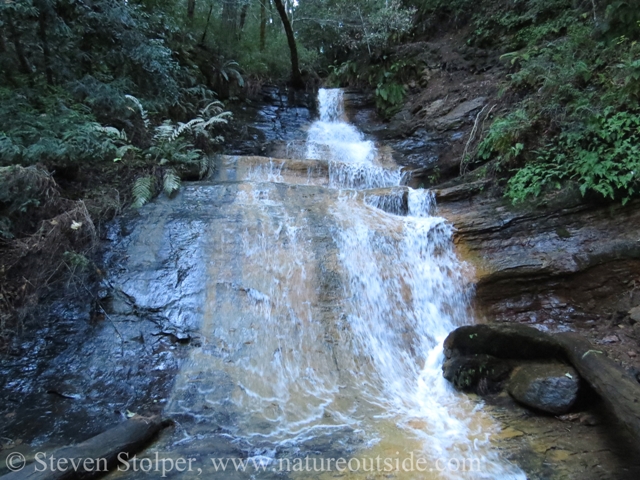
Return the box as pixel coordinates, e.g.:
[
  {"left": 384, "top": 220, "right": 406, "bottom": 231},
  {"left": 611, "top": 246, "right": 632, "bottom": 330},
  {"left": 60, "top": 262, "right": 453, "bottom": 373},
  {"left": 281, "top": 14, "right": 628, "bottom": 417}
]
[
  {"left": 162, "top": 170, "right": 181, "bottom": 197},
  {"left": 132, "top": 176, "right": 154, "bottom": 208}
]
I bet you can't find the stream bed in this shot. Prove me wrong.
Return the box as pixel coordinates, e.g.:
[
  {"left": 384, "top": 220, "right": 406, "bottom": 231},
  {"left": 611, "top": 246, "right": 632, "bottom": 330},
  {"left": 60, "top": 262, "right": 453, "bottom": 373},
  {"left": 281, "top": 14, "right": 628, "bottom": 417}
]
[{"left": 2, "top": 89, "right": 639, "bottom": 479}]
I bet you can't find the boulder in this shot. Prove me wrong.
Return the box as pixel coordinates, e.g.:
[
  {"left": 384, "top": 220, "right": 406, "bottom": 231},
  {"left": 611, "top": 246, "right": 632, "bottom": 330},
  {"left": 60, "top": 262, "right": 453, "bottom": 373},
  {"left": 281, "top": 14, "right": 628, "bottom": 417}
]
[
  {"left": 507, "top": 363, "right": 580, "bottom": 414},
  {"left": 442, "top": 354, "right": 511, "bottom": 392},
  {"left": 443, "top": 323, "right": 640, "bottom": 446},
  {"left": 443, "top": 323, "right": 564, "bottom": 361},
  {"left": 629, "top": 306, "right": 640, "bottom": 323},
  {"left": 432, "top": 97, "right": 486, "bottom": 131}
]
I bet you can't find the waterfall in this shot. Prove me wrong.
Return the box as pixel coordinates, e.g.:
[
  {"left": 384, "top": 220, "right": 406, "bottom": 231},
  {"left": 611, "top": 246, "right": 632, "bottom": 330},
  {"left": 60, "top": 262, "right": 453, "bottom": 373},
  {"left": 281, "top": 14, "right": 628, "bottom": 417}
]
[
  {"left": 160, "top": 88, "right": 525, "bottom": 479},
  {"left": 319, "top": 88, "right": 524, "bottom": 478}
]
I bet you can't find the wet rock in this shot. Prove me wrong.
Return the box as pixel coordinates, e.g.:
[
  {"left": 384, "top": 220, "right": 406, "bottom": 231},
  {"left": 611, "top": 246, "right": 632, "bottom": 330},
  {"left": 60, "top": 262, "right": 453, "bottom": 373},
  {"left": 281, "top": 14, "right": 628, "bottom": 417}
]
[
  {"left": 433, "top": 179, "right": 491, "bottom": 202},
  {"left": 507, "top": 363, "right": 580, "bottom": 414},
  {"left": 432, "top": 97, "right": 486, "bottom": 131},
  {"left": 435, "top": 184, "right": 640, "bottom": 325},
  {"left": 629, "top": 306, "right": 640, "bottom": 323},
  {"left": 0, "top": 416, "right": 171, "bottom": 480},
  {"left": 442, "top": 354, "right": 511, "bottom": 392},
  {"left": 443, "top": 323, "right": 564, "bottom": 361},
  {"left": 600, "top": 335, "right": 620, "bottom": 344}
]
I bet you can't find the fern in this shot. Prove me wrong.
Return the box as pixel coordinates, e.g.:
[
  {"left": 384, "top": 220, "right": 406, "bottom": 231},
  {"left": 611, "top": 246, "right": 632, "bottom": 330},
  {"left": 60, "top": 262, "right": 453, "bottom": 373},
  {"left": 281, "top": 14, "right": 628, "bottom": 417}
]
[
  {"left": 162, "top": 170, "right": 181, "bottom": 197},
  {"left": 125, "top": 94, "right": 150, "bottom": 130},
  {"left": 93, "top": 125, "right": 128, "bottom": 141},
  {"left": 201, "top": 101, "right": 225, "bottom": 116},
  {"left": 132, "top": 176, "right": 154, "bottom": 208},
  {"left": 153, "top": 110, "right": 232, "bottom": 142}
]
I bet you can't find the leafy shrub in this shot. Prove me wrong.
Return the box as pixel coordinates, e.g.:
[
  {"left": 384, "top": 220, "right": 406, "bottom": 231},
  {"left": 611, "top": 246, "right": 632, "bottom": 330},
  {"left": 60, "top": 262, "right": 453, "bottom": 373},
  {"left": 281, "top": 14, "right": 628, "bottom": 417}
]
[
  {"left": 476, "top": 109, "right": 532, "bottom": 165},
  {"left": 329, "top": 58, "right": 413, "bottom": 118},
  {"left": 0, "top": 87, "right": 124, "bottom": 167},
  {"left": 463, "top": 1, "right": 640, "bottom": 206},
  {"left": 506, "top": 109, "right": 640, "bottom": 204},
  {"left": 375, "top": 82, "right": 406, "bottom": 118},
  {"left": 127, "top": 99, "right": 232, "bottom": 207}
]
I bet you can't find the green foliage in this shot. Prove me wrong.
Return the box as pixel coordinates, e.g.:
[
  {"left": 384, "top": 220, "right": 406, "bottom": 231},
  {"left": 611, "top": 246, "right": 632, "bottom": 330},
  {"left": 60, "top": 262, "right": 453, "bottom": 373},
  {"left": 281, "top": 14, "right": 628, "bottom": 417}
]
[
  {"left": 62, "top": 251, "right": 91, "bottom": 272},
  {"left": 163, "top": 170, "right": 181, "bottom": 197},
  {"left": 132, "top": 175, "right": 155, "bottom": 209},
  {"left": 507, "top": 109, "right": 640, "bottom": 204},
  {"left": 375, "top": 82, "right": 406, "bottom": 118},
  {"left": 466, "top": 0, "right": 575, "bottom": 49},
  {"left": 296, "top": 0, "right": 416, "bottom": 63},
  {"left": 0, "top": 86, "right": 124, "bottom": 167},
  {"left": 0, "top": 165, "right": 58, "bottom": 238},
  {"left": 605, "top": 1, "right": 640, "bottom": 39},
  {"left": 455, "top": 0, "right": 640, "bottom": 205},
  {"left": 329, "top": 58, "right": 414, "bottom": 118},
  {"left": 410, "top": 0, "right": 473, "bottom": 28},
  {"left": 476, "top": 109, "right": 532, "bottom": 164}
]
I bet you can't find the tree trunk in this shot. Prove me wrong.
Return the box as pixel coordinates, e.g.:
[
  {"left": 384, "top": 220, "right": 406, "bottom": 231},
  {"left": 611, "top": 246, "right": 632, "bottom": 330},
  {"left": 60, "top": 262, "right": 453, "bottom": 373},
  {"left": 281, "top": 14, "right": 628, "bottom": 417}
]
[
  {"left": 222, "top": 0, "right": 238, "bottom": 38},
  {"left": 272, "top": 0, "right": 304, "bottom": 89},
  {"left": 238, "top": 3, "right": 249, "bottom": 39},
  {"left": 200, "top": 3, "right": 214, "bottom": 44},
  {"left": 37, "top": 3, "right": 54, "bottom": 85},
  {"left": 0, "top": 30, "right": 18, "bottom": 86},
  {"left": 187, "top": 0, "right": 196, "bottom": 20},
  {"left": 259, "top": 0, "right": 267, "bottom": 51},
  {"left": 555, "top": 332, "right": 640, "bottom": 446},
  {"left": 6, "top": 14, "right": 32, "bottom": 76},
  {"left": 0, "top": 31, "right": 5, "bottom": 53}
]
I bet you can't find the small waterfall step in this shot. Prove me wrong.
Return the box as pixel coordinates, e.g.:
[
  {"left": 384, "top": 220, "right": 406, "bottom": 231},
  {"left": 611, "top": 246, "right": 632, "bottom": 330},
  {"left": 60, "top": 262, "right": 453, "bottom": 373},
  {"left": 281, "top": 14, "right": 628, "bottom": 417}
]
[{"left": 213, "top": 154, "right": 409, "bottom": 190}]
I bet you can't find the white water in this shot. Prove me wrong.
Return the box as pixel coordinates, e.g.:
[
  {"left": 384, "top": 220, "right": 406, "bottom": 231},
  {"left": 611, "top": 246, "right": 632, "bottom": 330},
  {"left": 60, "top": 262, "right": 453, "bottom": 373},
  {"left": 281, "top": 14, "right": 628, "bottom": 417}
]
[
  {"left": 307, "top": 89, "right": 406, "bottom": 189},
  {"left": 312, "top": 88, "right": 525, "bottom": 478},
  {"left": 164, "top": 88, "right": 525, "bottom": 479}
]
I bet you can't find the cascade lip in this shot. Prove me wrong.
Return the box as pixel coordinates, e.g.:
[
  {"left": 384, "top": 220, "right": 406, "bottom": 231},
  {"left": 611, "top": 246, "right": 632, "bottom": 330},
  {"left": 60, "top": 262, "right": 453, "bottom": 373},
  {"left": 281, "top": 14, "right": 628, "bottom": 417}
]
[{"left": 211, "top": 154, "right": 410, "bottom": 189}]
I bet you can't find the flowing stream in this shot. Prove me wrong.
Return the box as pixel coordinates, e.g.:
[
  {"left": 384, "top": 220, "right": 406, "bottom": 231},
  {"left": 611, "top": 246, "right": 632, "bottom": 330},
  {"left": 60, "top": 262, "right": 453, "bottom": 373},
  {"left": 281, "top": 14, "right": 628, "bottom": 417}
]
[{"left": 122, "top": 89, "right": 525, "bottom": 478}]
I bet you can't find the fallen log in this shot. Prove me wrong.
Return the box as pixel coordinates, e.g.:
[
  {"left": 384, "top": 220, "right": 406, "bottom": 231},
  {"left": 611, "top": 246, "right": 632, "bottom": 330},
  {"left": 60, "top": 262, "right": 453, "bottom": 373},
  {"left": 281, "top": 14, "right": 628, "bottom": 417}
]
[
  {"left": 1, "top": 415, "right": 171, "bottom": 480},
  {"left": 555, "top": 332, "right": 640, "bottom": 445},
  {"left": 443, "top": 324, "right": 640, "bottom": 444}
]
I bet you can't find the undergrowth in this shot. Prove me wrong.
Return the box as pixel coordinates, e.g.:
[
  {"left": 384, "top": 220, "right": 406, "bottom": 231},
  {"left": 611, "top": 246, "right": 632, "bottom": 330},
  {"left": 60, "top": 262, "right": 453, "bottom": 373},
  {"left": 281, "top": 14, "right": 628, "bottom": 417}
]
[{"left": 447, "top": 0, "right": 640, "bottom": 205}]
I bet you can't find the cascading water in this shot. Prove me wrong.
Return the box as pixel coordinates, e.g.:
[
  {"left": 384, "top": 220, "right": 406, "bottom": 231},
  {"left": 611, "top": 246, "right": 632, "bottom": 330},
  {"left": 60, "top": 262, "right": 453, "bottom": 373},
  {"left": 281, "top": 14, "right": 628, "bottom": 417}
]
[
  {"left": 152, "top": 88, "right": 525, "bottom": 479},
  {"left": 319, "top": 88, "right": 524, "bottom": 478},
  {"left": 306, "top": 89, "right": 406, "bottom": 189}
]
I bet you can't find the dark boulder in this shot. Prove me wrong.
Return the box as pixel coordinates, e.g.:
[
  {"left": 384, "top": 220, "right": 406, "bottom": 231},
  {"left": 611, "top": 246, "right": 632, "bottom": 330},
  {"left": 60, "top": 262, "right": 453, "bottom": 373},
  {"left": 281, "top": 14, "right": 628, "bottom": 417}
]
[
  {"left": 443, "top": 323, "right": 564, "bottom": 361},
  {"left": 442, "top": 354, "right": 511, "bottom": 393},
  {"left": 443, "top": 323, "right": 640, "bottom": 445},
  {"left": 507, "top": 363, "right": 580, "bottom": 414}
]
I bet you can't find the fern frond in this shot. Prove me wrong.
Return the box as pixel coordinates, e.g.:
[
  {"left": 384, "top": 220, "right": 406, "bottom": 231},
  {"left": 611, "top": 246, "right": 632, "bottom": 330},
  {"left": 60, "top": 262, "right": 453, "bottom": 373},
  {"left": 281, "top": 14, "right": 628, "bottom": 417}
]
[
  {"left": 132, "top": 175, "right": 154, "bottom": 208},
  {"left": 163, "top": 170, "right": 181, "bottom": 197},
  {"left": 94, "top": 125, "right": 123, "bottom": 138},
  {"left": 199, "top": 155, "right": 217, "bottom": 178},
  {"left": 125, "top": 94, "right": 150, "bottom": 130},
  {"left": 200, "top": 101, "right": 224, "bottom": 117},
  {"left": 229, "top": 69, "right": 245, "bottom": 88},
  {"left": 172, "top": 118, "right": 204, "bottom": 140},
  {"left": 154, "top": 122, "right": 175, "bottom": 141},
  {"left": 201, "top": 111, "right": 232, "bottom": 129}
]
